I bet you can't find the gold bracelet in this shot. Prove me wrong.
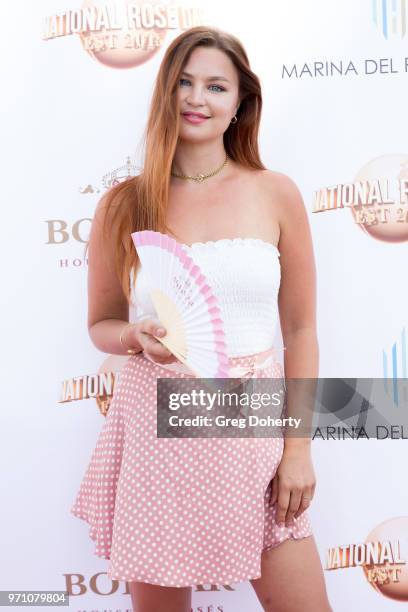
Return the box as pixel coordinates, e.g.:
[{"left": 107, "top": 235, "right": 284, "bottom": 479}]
[{"left": 119, "top": 322, "right": 139, "bottom": 355}]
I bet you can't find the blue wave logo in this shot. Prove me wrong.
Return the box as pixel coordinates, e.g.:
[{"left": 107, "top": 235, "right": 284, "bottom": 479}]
[
  {"left": 372, "top": 0, "right": 407, "bottom": 38},
  {"left": 382, "top": 326, "right": 407, "bottom": 404}
]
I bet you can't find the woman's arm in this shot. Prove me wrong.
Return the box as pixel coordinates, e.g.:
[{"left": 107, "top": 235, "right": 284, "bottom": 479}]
[
  {"left": 86, "top": 194, "right": 176, "bottom": 364},
  {"left": 87, "top": 194, "right": 143, "bottom": 356},
  {"left": 275, "top": 172, "right": 318, "bottom": 445},
  {"left": 265, "top": 171, "right": 319, "bottom": 526}
]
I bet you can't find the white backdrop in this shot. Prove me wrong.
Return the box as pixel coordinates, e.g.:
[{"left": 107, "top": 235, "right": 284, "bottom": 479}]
[{"left": 2, "top": 0, "right": 408, "bottom": 610}]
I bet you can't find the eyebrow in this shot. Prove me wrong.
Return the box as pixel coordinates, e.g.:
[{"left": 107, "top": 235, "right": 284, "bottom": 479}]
[{"left": 180, "top": 71, "right": 230, "bottom": 83}]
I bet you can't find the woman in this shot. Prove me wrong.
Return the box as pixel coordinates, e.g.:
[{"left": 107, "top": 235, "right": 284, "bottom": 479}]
[{"left": 71, "top": 26, "right": 332, "bottom": 612}]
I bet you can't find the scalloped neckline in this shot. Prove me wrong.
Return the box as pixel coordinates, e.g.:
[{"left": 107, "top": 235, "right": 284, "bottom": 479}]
[{"left": 181, "top": 237, "right": 280, "bottom": 255}]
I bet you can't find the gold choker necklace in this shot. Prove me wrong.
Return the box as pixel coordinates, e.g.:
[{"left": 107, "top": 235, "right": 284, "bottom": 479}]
[{"left": 171, "top": 153, "right": 229, "bottom": 183}]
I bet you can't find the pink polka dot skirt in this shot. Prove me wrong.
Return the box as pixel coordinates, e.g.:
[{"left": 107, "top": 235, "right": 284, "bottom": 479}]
[{"left": 70, "top": 348, "right": 313, "bottom": 587}]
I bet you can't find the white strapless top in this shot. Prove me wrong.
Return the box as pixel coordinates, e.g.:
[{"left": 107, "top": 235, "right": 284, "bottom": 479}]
[{"left": 130, "top": 237, "right": 281, "bottom": 358}]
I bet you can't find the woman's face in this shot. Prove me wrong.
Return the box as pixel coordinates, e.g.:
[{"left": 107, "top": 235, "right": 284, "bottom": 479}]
[{"left": 176, "top": 46, "right": 241, "bottom": 143}]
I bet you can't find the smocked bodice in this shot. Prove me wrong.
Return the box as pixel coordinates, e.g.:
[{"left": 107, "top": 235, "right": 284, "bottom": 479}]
[{"left": 130, "top": 237, "right": 281, "bottom": 358}]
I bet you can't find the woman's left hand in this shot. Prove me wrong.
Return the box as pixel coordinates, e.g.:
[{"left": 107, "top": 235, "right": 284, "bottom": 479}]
[{"left": 269, "top": 444, "right": 316, "bottom": 528}]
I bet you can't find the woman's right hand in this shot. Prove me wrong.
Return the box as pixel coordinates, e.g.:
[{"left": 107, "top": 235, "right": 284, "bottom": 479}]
[{"left": 125, "top": 319, "right": 179, "bottom": 365}]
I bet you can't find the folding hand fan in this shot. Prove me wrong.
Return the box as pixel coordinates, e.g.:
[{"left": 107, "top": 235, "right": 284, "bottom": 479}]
[{"left": 131, "top": 230, "right": 230, "bottom": 379}]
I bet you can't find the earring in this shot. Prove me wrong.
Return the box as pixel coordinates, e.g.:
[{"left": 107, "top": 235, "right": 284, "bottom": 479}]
[{"left": 230, "top": 115, "right": 238, "bottom": 124}]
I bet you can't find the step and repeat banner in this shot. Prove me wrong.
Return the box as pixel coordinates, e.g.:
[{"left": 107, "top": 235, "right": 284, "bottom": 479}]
[{"left": 3, "top": 0, "right": 408, "bottom": 610}]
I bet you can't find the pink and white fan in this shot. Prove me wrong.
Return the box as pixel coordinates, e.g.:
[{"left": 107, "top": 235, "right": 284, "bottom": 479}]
[{"left": 131, "top": 230, "right": 230, "bottom": 378}]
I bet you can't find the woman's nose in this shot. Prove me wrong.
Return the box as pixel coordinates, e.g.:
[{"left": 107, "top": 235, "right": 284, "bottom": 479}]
[{"left": 186, "top": 85, "right": 205, "bottom": 105}]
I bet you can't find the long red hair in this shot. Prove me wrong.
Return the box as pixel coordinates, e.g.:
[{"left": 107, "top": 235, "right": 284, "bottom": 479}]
[{"left": 92, "top": 26, "right": 266, "bottom": 303}]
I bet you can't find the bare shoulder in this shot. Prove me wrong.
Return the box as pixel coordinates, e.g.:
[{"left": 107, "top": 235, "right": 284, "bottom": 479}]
[
  {"left": 255, "top": 170, "right": 312, "bottom": 252},
  {"left": 256, "top": 170, "right": 309, "bottom": 234},
  {"left": 257, "top": 169, "right": 305, "bottom": 207},
  {"left": 94, "top": 182, "right": 123, "bottom": 219},
  {"left": 233, "top": 166, "right": 302, "bottom": 203}
]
